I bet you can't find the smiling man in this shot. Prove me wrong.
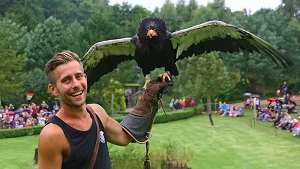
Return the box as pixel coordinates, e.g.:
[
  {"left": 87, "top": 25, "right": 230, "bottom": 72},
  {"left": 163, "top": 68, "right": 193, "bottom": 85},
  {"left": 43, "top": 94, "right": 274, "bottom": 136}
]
[{"left": 38, "top": 50, "right": 171, "bottom": 169}]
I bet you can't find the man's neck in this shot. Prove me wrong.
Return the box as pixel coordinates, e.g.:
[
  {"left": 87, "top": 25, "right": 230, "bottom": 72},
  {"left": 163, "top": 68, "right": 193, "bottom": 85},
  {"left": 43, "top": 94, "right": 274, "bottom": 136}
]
[{"left": 57, "top": 104, "right": 88, "bottom": 119}]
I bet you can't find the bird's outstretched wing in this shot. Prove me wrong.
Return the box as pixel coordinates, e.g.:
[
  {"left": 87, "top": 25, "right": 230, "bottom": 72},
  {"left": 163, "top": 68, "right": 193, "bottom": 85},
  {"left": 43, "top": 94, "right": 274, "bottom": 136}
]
[
  {"left": 170, "top": 20, "right": 293, "bottom": 67},
  {"left": 82, "top": 38, "right": 136, "bottom": 90}
]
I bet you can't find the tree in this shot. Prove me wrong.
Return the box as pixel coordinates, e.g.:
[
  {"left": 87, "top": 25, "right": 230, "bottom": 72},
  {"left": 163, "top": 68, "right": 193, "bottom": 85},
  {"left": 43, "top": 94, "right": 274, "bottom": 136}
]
[
  {"left": 0, "top": 18, "right": 26, "bottom": 104},
  {"left": 156, "top": 0, "right": 179, "bottom": 32},
  {"left": 22, "top": 68, "right": 54, "bottom": 104},
  {"left": 0, "top": 0, "right": 44, "bottom": 30},
  {"left": 102, "top": 80, "right": 126, "bottom": 113},
  {"left": 174, "top": 52, "right": 240, "bottom": 122},
  {"left": 19, "top": 16, "right": 65, "bottom": 70},
  {"left": 279, "top": 0, "right": 300, "bottom": 20}
]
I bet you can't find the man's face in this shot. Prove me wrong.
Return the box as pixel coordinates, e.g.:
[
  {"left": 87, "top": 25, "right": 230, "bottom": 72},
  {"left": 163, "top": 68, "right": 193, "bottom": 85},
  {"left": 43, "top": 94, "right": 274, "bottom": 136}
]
[{"left": 49, "top": 60, "right": 87, "bottom": 108}]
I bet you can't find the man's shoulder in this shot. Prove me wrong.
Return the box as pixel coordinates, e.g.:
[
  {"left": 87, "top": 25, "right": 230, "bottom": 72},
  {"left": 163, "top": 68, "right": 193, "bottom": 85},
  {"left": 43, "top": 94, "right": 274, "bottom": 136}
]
[
  {"left": 40, "top": 123, "right": 64, "bottom": 140},
  {"left": 87, "top": 104, "right": 108, "bottom": 117}
]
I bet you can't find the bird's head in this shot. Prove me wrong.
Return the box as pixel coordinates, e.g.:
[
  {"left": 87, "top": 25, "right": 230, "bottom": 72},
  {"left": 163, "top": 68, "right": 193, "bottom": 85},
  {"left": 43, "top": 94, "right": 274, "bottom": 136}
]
[
  {"left": 137, "top": 18, "right": 168, "bottom": 51},
  {"left": 138, "top": 17, "right": 168, "bottom": 40}
]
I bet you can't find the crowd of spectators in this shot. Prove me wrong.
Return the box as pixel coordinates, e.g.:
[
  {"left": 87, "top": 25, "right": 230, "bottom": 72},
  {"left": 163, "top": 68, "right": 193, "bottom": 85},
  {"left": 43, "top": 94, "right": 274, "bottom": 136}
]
[
  {"left": 216, "top": 101, "right": 244, "bottom": 117},
  {"left": 169, "top": 97, "right": 197, "bottom": 111},
  {"left": 0, "top": 101, "right": 60, "bottom": 129},
  {"left": 253, "top": 81, "right": 299, "bottom": 137}
]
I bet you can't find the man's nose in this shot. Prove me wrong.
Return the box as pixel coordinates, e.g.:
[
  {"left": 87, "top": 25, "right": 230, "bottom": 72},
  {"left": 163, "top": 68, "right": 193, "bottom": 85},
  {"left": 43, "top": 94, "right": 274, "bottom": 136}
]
[{"left": 72, "top": 78, "right": 81, "bottom": 88}]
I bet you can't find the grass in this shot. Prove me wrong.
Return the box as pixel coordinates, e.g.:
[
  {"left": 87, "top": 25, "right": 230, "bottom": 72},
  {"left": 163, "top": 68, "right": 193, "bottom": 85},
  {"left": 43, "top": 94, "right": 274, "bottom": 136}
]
[{"left": 1, "top": 109, "right": 300, "bottom": 169}]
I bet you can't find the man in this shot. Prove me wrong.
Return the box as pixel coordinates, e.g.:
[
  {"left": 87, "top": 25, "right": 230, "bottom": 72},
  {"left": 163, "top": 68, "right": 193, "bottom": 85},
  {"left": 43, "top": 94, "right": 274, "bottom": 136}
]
[
  {"left": 282, "top": 81, "right": 287, "bottom": 96},
  {"left": 38, "top": 50, "right": 171, "bottom": 169}
]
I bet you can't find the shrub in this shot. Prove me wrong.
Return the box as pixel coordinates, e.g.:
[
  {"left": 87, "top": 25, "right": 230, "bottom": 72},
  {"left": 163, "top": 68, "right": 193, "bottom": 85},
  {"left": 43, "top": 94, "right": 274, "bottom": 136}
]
[{"left": 0, "top": 125, "right": 43, "bottom": 138}]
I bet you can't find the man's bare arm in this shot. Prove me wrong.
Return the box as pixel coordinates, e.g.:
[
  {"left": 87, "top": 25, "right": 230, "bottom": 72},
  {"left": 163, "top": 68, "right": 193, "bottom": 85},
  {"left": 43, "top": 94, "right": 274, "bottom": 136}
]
[
  {"left": 38, "top": 124, "right": 64, "bottom": 169},
  {"left": 89, "top": 104, "right": 132, "bottom": 146}
]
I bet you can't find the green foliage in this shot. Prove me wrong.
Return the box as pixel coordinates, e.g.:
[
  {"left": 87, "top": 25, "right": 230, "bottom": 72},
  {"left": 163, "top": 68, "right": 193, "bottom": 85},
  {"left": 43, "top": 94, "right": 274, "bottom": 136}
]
[
  {"left": 0, "top": 126, "right": 43, "bottom": 138},
  {"left": 102, "top": 80, "right": 126, "bottom": 113},
  {"left": 0, "top": 18, "right": 26, "bottom": 104},
  {"left": 20, "top": 16, "right": 65, "bottom": 70},
  {"left": 1, "top": 0, "right": 44, "bottom": 30},
  {"left": 110, "top": 145, "right": 144, "bottom": 169},
  {"left": 21, "top": 68, "right": 55, "bottom": 103},
  {"left": 156, "top": 0, "right": 180, "bottom": 32},
  {"left": 1, "top": 0, "right": 300, "bottom": 103},
  {"left": 109, "top": 140, "right": 193, "bottom": 169}
]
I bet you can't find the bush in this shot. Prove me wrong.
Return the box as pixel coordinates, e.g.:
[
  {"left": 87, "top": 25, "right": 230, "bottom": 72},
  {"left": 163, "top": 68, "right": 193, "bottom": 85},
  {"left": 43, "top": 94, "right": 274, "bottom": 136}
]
[
  {"left": 0, "top": 125, "right": 43, "bottom": 138},
  {"left": 109, "top": 140, "right": 193, "bottom": 169}
]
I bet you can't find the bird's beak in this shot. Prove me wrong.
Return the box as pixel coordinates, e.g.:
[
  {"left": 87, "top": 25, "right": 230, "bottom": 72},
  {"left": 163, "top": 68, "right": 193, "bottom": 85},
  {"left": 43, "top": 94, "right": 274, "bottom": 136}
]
[{"left": 147, "top": 29, "right": 157, "bottom": 38}]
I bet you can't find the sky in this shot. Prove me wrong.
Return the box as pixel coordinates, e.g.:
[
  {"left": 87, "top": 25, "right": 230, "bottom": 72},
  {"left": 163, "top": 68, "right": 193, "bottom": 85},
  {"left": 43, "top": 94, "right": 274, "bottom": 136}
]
[{"left": 109, "top": 0, "right": 282, "bottom": 13}]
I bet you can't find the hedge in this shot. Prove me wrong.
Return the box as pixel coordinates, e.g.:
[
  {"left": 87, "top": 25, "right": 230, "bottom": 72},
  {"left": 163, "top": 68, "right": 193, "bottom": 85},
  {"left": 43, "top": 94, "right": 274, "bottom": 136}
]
[
  {"left": 0, "top": 105, "right": 204, "bottom": 139},
  {"left": 0, "top": 126, "right": 43, "bottom": 139}
]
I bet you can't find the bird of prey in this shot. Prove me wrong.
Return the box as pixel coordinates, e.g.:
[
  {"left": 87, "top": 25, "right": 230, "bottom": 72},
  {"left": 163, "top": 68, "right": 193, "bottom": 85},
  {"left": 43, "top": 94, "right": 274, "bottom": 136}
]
[{"left": 82, "top": 17, "right": 293, "bottom": 90}]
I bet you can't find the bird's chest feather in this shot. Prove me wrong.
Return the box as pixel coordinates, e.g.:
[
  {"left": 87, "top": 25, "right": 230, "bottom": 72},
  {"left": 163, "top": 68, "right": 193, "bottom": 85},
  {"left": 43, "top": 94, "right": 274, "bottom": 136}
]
[{"left": 136, "top": 41, "right": 172, "bottom": 62}]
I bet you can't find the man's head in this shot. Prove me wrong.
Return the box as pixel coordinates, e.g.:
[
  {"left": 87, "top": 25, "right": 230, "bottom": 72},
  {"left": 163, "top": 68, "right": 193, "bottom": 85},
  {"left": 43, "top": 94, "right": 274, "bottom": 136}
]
[
  {"left": 45, "top": 50, "right": 83, "bottom": 86},
  {"left": 45, "top": 50, "right": 87, "bottom": 108}
]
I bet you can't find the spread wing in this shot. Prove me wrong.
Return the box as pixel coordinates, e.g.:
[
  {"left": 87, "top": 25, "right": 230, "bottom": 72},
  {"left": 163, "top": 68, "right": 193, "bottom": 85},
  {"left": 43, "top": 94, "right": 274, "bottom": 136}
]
[
  {"left": 170, "top": 20, "right": 294, "bottom": 68},
  {"left": 82, "top": 38, "right": 136, "bottom": 90}
]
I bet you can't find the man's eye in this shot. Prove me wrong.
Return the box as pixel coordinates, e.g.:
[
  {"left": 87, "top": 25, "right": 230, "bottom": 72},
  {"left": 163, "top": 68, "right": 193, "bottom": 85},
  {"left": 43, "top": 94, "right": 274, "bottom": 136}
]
[
  {"left": 76, "top": 74, "right": 83, "bottom": 79},
  {"left": 62, "top": 79, "right": 70, "bottom": 83}
]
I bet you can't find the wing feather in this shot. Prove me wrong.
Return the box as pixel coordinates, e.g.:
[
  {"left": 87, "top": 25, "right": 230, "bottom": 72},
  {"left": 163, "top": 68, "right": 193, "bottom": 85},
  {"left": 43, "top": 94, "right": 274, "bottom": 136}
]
[
  {"left": 170, "top": 20, "right": 293, "bottom": 68},
  {"left": 82, "top": 38, "right": 136, "bottom": 90}
]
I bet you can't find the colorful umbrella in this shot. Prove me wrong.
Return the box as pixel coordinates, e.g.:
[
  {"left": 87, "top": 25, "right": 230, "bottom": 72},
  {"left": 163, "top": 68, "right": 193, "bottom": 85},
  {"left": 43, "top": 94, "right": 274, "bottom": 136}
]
[
  {"left": 267, "top": 98, "right": 275, "bottom": 102},
  {"left": 6, "top": 111, "right": 15, "bottom": 115}
]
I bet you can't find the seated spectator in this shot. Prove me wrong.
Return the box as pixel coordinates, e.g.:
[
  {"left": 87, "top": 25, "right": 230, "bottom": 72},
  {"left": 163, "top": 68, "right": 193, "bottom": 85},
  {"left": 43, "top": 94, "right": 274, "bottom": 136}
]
[
  {"left": 284, "top": 93, "right": 291, "bottom": 104},
  {"left": 233, "top": 107, "right": 244, "bottom": 117},
  {"left": 276, "top": 112, "right": 291, "bottom": 129},
  {"left": 287, "top": 117, "right": 297, "bottom": 132},
  {"left": 228, "top": 106, "right": 234, "bottom": 116},
  {"left": 12, "top": 116, "right": 20, "bottom": 128},
  {"left": 221, "top": 104, "right": 231, "bottom": 116},
  {"left": 4, "top": 115, "right": 12, "bottom": 127},
  {"left": 286, "top": 100, "right": 296, "bottom": 113},
  {"left": 218, "top": 102, "right": 226, "bottom": 115},
  {"left": 291, "top": 95, "right": 297, "bottom": 103},
  {"left": 292, "top": 117, "right": 300, "bottom": 136},
  {"left": 272, "top": 110, "right": 282, "bottom": 127}
]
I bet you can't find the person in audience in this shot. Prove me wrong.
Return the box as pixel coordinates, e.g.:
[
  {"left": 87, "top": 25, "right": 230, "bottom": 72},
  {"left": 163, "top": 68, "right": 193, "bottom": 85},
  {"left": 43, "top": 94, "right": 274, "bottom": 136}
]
[
  {"left": 287, "top": 117, "right": 297, "bottom": 132},
  {"left": 275, "top": 90, "right": 280, "bottom": 100},
  {"left": 286, "top": 100, "right": 296, "bottom": 114},
  {"left": 276, "top": 111, "right": 291, "bottom": 130},
  {"left": 272, "top": 110, "right": 282, "bottom": 127},
  {"left": 218, "top": 102, "right": 226, "bottom": 115},
  {"left": 292, "top": 117, "right": 300, "bottom": 136}
]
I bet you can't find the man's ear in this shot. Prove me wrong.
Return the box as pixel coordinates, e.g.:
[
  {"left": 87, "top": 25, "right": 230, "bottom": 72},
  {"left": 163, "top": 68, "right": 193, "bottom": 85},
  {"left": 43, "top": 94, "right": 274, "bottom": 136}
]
[{"left": 48, "top": 84, "right": 58, "bottom": 96}]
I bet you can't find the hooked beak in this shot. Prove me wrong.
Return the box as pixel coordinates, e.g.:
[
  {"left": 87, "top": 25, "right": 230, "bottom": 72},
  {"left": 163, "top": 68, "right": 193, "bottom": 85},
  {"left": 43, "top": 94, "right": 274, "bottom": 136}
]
[{"left": 147, "top": 29, "right": 157, "bottom": 38}]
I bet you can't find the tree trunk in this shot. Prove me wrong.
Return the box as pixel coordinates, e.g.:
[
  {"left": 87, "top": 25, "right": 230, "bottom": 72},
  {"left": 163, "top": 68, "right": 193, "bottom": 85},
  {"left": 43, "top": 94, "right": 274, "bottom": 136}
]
[
  {"left": 249, "top": 78, "right": 257, "bottom": 94},
  {"left": 206, "top": 93, "right": 214, "bottom": 126}
]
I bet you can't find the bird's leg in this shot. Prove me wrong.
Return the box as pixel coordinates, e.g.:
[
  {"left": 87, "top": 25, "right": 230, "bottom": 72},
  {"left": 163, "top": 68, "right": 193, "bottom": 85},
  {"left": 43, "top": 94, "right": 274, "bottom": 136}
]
[
  {"left": 159, "top": 71, "right": 171, "bottom": 82},
  {"left": 159, "top": 71, "right": 173, "bottom": 94},
  {"left": 143, "top": 74, "right": 151, "bottom": 90}
]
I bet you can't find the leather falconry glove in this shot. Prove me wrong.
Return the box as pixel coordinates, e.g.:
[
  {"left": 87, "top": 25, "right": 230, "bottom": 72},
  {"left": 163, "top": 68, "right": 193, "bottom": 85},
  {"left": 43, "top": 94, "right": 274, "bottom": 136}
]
[{"left": 120, "top": 75, "right": 173, "bottom": 143}]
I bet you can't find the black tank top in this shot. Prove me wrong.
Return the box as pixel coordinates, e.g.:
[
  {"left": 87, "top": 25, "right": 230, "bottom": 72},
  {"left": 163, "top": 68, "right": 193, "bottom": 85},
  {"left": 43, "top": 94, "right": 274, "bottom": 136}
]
[{"left": 47, "top": 108, "right": 112, "bottom": 169}]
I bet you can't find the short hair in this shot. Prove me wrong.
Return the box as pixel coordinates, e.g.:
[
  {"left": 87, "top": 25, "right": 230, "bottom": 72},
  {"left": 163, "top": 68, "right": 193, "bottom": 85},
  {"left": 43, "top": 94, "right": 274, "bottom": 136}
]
[{"left": 44, "top": 50, "right": 83, "bottom": 85}]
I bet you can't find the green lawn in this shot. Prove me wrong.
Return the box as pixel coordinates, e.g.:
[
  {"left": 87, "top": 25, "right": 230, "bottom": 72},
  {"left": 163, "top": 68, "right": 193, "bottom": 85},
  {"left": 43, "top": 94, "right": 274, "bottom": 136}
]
[{"left": 1, "top": 110, "right": 300, "bottom": 169}]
